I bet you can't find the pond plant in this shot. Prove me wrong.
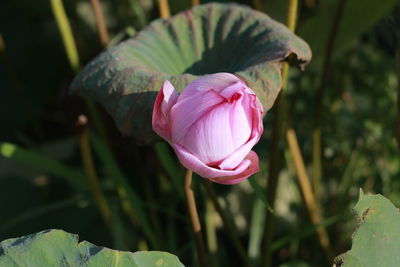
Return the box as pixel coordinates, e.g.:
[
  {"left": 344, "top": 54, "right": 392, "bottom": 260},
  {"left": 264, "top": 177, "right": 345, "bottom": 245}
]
[{"left": 0, "top": 0, "right": 399, "bottom": 266}]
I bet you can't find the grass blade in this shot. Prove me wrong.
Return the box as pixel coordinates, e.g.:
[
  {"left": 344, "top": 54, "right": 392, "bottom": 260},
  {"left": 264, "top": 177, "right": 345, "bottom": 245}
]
[
  {"left": 154, "top": 142, "right": 183, "bottom": 196},
  {"left": 0, "top": 142, "right": 86, "bottom": 190},
  {"left": 270, "top": 215, "right": 339, "bottom": 252},
  {"left": 248, "top": 177, "right": 273, "bottom": 212},
  {"left": 88, "top": 131, "right": 159, "bottom": 249}
]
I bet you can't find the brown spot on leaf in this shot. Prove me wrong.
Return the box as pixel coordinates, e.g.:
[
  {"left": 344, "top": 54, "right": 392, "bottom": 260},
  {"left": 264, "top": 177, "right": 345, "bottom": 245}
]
[
  {"left": 362, "top": 208, "right": 371, "bottom": 221},
  {"left": 334, "top": 255, "right": 344, "bottom": 267}
]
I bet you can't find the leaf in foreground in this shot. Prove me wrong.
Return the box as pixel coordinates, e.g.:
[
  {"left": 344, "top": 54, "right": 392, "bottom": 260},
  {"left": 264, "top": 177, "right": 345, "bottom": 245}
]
[
  {"left": 0, "top": 229, "right": 184, "bottom": 267},
  {"left": 334, "top": 191, "right": 400, "bottom": 267}
]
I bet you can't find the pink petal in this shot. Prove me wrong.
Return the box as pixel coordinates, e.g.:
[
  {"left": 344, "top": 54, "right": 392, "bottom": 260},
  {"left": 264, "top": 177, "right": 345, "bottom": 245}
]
[
  {"left": 161, "top": 81, "right": 178, "bottom": 115},
  {"left": 219, "top": 94, "right": 264, "bottom": 170},
  {"left": 181, "top": 102, "right": 236, "bottom": 164},
  {"left": 210, "top": 151, "right": 259, "bottom": 185},
  {"left": 178, "top": 73, "right": 242, "bottom": 102},
  {"left": 230, "top": 93, "right": 252, "bottom": 148},
  {"left": 152, "top": 80, "right": 178, "bottom": 142},
  {"left": 173, "top": 144, "right": 259, "bottom": 184},
  {"left": 218, "top": 135, "right": 257, "bottom": 170},
  {"left": 219, "top": 82, "right": 245, "bottom": 99},
  {"left": 170, "top": 89, "right": 225, "bottom": 143}
]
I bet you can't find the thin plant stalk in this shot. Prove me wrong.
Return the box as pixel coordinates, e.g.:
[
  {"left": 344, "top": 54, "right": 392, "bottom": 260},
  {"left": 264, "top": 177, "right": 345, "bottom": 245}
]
[
  {"left": 77, "top": 115, "right": 112, "bottom": 227},
  {"left": 270, "top": 214, "right": 339, "bottom": 253},
  {"left": 143, "top": 172, "right": 166, "bottom": 249},
  {"left": 285, "top": 0, "right": 298, "bottom": 31},
  {"left": 0, "top": 33, "right": 28, "bottom": 108},
  {"left": 248, "top": 198, "right": 265, "bottom": 259},
  {"left": 304, "top": 0, "right": 315, "bottom": 8},
  {"left": 312, "top": 0, "right": 347, "bottom": 198},
  {"left": 89, "top": 131, "right": 160, "bottom": 249},
  {"left": 204, "top": 198, "right": 218, "bottom": 267},
  {"left": 0, "top": 33, "right": 21, "bottom": 90},
  {"left": 126, "top": 0, "right": 147, "bottom": 28},
  {"left": 0, "top": 142, "right": 87, "bottom": 190},
  {"left": 261, "top": 1, "right": 298, "bottom": 266},
  {"left": 202, "top": 180, "right": 251, "bottom": 267},
  {"left": 157, "top": 0, "right": 171, "bottom": 19},
  {"left": 251, "top": 0, "right": 262, "bottom": 12},
  {"left": 49, "top": 0, "right": 80, "bottom": 72},
  {"left": 286, "top": 128, "right": 333, "bottom": 262},
  {"left": 184, "top": 170, "right": 207, "bottom": 267},
  {"left": 49, "top": 0, "right": 108, "bottom": 142},
  {"left": 395, "top": 39, "right": 400, "bottom": 147},
  {"left": 0, "top": 197, "right": 84, "bottom": 233},
  {"left": 0, "top": 33, "right": 4, "bottom": 53},
  {"left": 90, "top": 0, "right": 110, "bottom": 47},
  {"left": 261, "top": 94, "right": 284, "bottom": 267}
]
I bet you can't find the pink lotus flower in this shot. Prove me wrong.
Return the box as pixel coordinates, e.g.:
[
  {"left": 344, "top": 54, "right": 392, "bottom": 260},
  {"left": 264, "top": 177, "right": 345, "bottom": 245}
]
[{"left": 152, "top": 73, "right": 264, "bottom": 184}]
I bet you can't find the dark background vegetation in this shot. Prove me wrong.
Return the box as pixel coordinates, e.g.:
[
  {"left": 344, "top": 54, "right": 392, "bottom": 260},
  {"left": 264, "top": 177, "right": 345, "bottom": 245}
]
[{"left": 1, "top": 0, "right": 400, "bottom": 266}]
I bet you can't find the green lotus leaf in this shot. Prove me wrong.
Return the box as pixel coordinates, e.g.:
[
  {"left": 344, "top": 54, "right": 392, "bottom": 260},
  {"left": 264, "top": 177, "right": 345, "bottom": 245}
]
[
  {"left": 70, "top": 3, "right": 311, "bottom": 144},
  {"left": 0, "top": 229, "right": 184, "bottom": 267},
  {"left": 334, "top": 191, "right": 400, "bottom": 267}
]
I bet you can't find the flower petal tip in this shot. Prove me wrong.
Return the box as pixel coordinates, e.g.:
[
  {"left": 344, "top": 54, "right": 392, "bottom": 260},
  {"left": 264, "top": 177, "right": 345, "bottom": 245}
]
[{"left": 152, "top": 80, "right": 178, "bottom": 142}]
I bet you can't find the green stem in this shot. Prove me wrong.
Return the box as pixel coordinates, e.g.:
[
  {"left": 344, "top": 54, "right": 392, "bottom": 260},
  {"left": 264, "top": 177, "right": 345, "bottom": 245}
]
[
  {"left": 204, "top": 198, "right": 218, "bottom": 267},
  {"left": 126, "top": 0, "right": 147, "bottom": 28},
  {"left": 85, "top": 100, "right": 109, "bottom": 147},
  {"left": 49, "top": 0, "right": 80, "bottom": 72},
  {"left": 261, "top": 94, "right": 284, "bottom": 267},
  {"left": 89, "top": 130, "right": 159, "bottom": 249},
  {"left": 50, "top": 0, "right": 108, "bottom": 143},
  {"left": 78, "top": 115, "right": 112, "bottom": 227},
  {"left": 202, "top": 180, "right": 251, "bottom": 267},
  {"left": 0, "top": 196, "right": 84, "bottom": 233},
  {"left": 395, "top": 41, "right": 400, "bottom": 147},
  {"left": 248, "top": 198, "right": 265, "bottom": 260},
  {"left": 155, "top": 142, "right": 184, "bottom": 196},
  {"left": 261, "top": 1, "right": 298, "bottom": 266},
  {"left": 0, "top": 142, "right": 86, "bottom": 190},
  {"left": 312, "top": 0, "right": 347, "bottom": 198},
  {"left": 286, "top": 128, "right": 333, "bottom": 262},
  {"left": 270, "top": 215, "right": 339, "bottom": 253}
]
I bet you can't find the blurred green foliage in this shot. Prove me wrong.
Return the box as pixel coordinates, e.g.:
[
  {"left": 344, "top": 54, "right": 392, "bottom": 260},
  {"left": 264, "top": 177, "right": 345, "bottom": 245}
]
[{"left": 0, "top": 0, "right": 399, "bottom": 266}]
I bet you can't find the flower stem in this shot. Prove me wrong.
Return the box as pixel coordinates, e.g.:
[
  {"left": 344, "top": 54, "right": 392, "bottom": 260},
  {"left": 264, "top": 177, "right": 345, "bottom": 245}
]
[
  {"left": 157, "top": 0, "right": 171, "bottom": 19},
  {"left": 201, "top": 180, "right": 251, "bottom": 267},
  {"left": 49, "top": 0, "right": 80, "bottom": 72},
  {"left": 394, "top": 27, "right": 400, "bottom": 147},
  {"left": 285, "top": 0, "right": 298, "bottom": 31},
  {"left": 312, "top": 0, "right": 347, "bottom": 198},
  {"left": 261, "top": 94, "right": 284, "bottom": 267},
  {"left": 77, "top": 115, "right": 112, "bottom": 227},
  {"left": 90, "top": 0, "right": 110, "bottom": 47},
  {"left": 184, "top": 169, "right": 207, "bottom": 267},
  {"left": 49, "top": 0, "right": 108, "bottom": 143},
  {"left": 204, "top": 198, "right": 218, "bottom": 267},
  {"left": 262, "top": 1, "right": 297, "bottom": 266},
  {"left": 285, "top": 128, "right": 333, "bottom": 262}
]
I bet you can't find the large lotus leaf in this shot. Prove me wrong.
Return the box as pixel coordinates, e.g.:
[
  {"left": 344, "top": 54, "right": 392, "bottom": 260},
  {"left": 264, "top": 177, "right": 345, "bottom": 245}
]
[
  {"left": 70, "top": 3, "right": 311, "bottom": 144},
  {"left": 0, "top": 229, "right": 184, "bottom": 267},
  {"left": 334, "top": 191, "right": 400, "bottom": 267}
]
